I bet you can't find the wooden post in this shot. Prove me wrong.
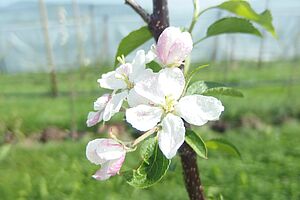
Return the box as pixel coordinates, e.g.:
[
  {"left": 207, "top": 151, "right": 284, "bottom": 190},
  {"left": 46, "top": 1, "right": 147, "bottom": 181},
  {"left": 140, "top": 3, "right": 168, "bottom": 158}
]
[
  {"left": 38, "top": 0, "right": 58, "bottom": 97},
  {"left": 125, "top": 1, "right": 205, "bottom": 199},
  {"left": 100, "top": 15, "right": 109, "bottom": 65}
]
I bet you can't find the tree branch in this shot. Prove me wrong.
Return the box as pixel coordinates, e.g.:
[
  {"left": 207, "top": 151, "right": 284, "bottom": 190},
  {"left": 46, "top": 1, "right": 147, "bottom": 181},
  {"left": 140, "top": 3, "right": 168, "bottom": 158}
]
[{"left": 125, "top": 0, "right": 151, "bottom": 24}]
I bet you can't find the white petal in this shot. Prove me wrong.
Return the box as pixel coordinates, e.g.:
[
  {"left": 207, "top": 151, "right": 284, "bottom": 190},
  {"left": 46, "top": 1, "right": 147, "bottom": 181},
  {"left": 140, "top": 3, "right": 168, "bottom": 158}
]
[
  {"left": 115, "top": 63, "right": 133, "bottom": 78},
  {"left": 97, "top": 71, "right": 126, "bottom": 90},
  {"left": 145, "top": 45, "right": 157, "bottom": 63},
  {"left": 86, "top": 111, "right": 103, "bottom": 127},
  {"left": 158, "top": 113, "right": 185, "bottom": 159},
  {"left": 93, "top": 93, "right": 111, "bottom": 111},
  {"left": 175, "top": 95, "right": 224, "bottom": 126},
  {"left": 126, "top": 105, "right": 163, "bottom": 131},
  {"left": 86, "top": 139, "right": 106, "bottom": 165},
  {"left": 95, "top": 139, "right": 125, "bottom": 161},
  {"left": 158, "top": 68, "right": 185, "bottom": 100},
  {"left": 102, "top": 91, "right": 128, "bottom": 121},
  {"left": 127, "top": 88, "right": 151, "bottom": 107},
  {"left": 134, "top": 72, "right": 165, "bottom": 105},
  {"left": 129, "top": 50, "right": 146, "bottom": 81},
  {"left": 86, "top": 139, "right": 125, "bottom": 166}
]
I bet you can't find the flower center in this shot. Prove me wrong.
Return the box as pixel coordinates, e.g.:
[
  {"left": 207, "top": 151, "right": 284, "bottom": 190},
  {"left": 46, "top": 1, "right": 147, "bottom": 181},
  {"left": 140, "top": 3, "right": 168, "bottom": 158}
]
[{"left": 162, "top": 95, "right": 176, "bottom": 113}]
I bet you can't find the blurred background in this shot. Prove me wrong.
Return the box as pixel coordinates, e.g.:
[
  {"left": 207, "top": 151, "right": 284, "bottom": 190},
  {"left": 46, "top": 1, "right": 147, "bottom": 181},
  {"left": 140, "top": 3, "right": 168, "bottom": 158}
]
[{"left": 0, "top": 0, "right": 299, "bottom": 199}]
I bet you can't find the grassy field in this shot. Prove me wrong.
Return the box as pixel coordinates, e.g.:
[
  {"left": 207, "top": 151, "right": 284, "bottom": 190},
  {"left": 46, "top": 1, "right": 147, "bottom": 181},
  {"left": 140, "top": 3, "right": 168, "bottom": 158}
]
[{"left": 0, "top": 61, "right": 300, "bottom": 199}]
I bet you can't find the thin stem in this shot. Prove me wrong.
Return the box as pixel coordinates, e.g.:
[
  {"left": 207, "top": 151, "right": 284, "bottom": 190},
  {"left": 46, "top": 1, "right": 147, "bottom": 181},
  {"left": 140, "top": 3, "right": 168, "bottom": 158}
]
[
  {"left": 188, "top": 0, "right": 200, "bottom": 33},
  {"left": 132, "top": 127, "right": 157, "bottom": 147},
  {"left": 125, "top": 0, "right": 151, "bottom": 23},
  {"left": 193, "top": 36, "right": 207, "bottom": 46}
]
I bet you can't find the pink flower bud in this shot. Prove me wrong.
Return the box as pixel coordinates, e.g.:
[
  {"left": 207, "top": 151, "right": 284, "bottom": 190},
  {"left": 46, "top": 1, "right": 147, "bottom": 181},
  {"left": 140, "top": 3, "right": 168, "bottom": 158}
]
[
  {"left": 86, "top": 138, "right": 126, "bottom": 180},
  {"left": 156, "top": 27, "right": 193, "bottom": 67}
]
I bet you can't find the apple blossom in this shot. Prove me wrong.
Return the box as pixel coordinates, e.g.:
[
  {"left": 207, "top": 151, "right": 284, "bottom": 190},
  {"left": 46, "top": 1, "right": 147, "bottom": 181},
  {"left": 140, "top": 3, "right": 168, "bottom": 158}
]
[
  {"left": 126, "top": 67, "right": 224, "bottom": 159},
  {"left": 97, "top": 50, "right": 156, "bottom": 107},
  {"left": 86, "top": 138, "right": 126, "bottom": 180},
  {"left": 155, "top": 27, "right": 193, "bottom": 67},
  {"left": 86, "top": 91, "right": 127, "bottom": 127}
]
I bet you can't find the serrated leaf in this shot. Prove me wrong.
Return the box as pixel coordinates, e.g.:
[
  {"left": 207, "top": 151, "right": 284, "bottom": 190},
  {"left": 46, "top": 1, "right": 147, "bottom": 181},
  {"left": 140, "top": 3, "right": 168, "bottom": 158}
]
[
  {"left": 206, "top": 138, "right": 241, "bottom": 158},
  {"left": 207, "top": 17, "right": 262, "bottom": 38},
  {"left": 186, "top": 81, "right": 243, "bottom": 97},
  {"left": 185, "top": 130, "right": 207, "bottom": 159},
  {"left": 114, "top": 26, "right": 152, "bottom": 66},
  {"left": 124, "top": 139, "right": 171, "bottom": 188},
  {"left": 215, "top": 0, "right": 276, "bottom": 37},
  {"left": 140, "top": 137, "right": 156, "bottom": 164}
]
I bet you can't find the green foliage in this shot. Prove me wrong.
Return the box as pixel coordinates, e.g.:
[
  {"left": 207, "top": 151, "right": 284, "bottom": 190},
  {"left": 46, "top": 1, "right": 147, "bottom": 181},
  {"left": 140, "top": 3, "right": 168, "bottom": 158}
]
[
  {"left": 123, "top": 138, "right": 171, "bottom": 188},
  {"left": 114, "top": 26, "right": 152, "bottom": 66},
  {"left": 186, "top": 81, "right": 244, "bottom": 97},
  {"left": 146, "top": 61, "right": 161, "bottom": 72},
  {"left": 185, "top": 130, "right": 207, "bottom": 159},
  {"left": 206, "top": 17, "right": 262, "bottom": 38},
  {"left": 206, "top": 138, "right": 241, "bottom": 158},
  {"left": 216, "top": 0, "right": 276, "bottom": 36}
]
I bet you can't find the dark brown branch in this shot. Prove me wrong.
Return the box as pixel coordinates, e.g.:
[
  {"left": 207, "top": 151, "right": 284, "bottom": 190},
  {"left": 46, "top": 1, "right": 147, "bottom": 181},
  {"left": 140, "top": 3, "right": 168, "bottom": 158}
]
[
  {"left": 125, "top": 0, "right": 151, "bottom": 24},
  {"left": 179, "top": 142, "right": 205, "bottom": 200}
]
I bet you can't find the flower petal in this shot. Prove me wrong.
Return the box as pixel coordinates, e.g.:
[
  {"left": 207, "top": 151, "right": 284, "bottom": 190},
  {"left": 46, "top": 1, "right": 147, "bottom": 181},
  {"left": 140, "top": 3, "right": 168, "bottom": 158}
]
[
  {"left": 115, "top": 63, "right": 133, "bottom": 78},
  {"left": 86, "top": 111, "right": 103, "bottom": 127},
  {"left": 145, "top": 45, "right": 157, "bottom": 63},
  {"left": 175, "top": 95, "right": 224, "bottom": 126},
  {"left": 86, "top": 138, "right": 107, "bottom": 165},
  {"left": 95, "top": 139, "right": 125, "bottom": 161},
  {"left": 158, "top": 113, "right": 185, "bottom": 159},
  {"left": 126, "top": 105, "right": 163, "bottom": 131},
  {"left": 86, "top": 138, "right": 125, "bottom": 167},
  {"left": 93, "top": 93, "right": 111, "bottom": 111},
  {"left": 102, "top": 91, "right": 128, "bottom": 121},
  {"left": 92, "top": 155, "right": 125, "bottom": 181},
  {"left": 158, "top": 68, "right": 185, "bottom": 100},
  {"left": 166, "top": 32, "right": 193, "bottom": 67},
  {"left": 134, "top": 72, "right": 165, "bottom": 105},
  {"left": 156, "top": 27, "right": 182, "bottom": 65},
  {"left": 127, "top": 88, "right": 151, "bottom": 108},
  {"left": 97, "top": 71, "right": 126, "bottom": 90}
]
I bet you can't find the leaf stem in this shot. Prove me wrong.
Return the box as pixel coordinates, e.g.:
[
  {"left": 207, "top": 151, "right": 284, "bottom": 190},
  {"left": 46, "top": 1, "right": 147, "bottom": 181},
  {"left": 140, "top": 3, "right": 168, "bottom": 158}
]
[{"left": 132, "top": 127, "right": 158, "bottom": 147}]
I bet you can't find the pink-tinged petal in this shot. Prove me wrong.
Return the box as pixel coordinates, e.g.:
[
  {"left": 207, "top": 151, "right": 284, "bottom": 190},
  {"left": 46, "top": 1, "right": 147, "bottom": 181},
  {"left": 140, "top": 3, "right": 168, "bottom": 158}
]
[
  {"left": 86, "top": 139, "right": 107, "bottom": 165},
  {"left": 102, "top": 91, "right": 128, "bottom": 121},
  {"left": 97, "top": 71, "right": 127, "bottom": 90},
  {"left": 166, "top": 32, "right": 193, "bottom": 66},
  {"left": 158, "top": 68, "right": 185, "bottom": 100},
  {"left": 126, "top": 105, "right": 163, "bottom": 131},
  {"left": 158, "top": 113, "right": 185, "bottom": 159},
  {"left": 92, "top": 155, "right": 125, "bottom": 181},
  {"left": 86, "top": 111, "right": 103, "bottom": 127},
  {"left": 175, "top": 95, "right": 224, "bottom": 126},
  {"left": 95, "top": 139, "right": 125, "bottom": 161},
  {"left": 93, "top": 93, "right": 111, "bottom": 111},
  {"left": 156, "top": 27, "right": 182, "bottom": 65}
]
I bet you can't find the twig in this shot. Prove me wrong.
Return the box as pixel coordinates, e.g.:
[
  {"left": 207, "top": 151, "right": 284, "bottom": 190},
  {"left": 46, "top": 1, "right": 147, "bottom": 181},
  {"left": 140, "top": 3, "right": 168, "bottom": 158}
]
[{"left": 125, "top": 0, "right": 151, "bottom": 23}]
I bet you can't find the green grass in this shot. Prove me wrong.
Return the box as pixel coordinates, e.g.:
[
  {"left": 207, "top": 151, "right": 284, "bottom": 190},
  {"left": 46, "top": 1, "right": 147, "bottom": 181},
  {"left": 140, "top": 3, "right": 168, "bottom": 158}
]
[{"left": 0, "top": 121, "right": 299, "bottom": 200}]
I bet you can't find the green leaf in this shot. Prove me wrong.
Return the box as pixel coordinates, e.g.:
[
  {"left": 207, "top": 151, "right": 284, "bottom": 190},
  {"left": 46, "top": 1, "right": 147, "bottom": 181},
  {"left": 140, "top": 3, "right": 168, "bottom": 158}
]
[
  {"left": 186, "top": 81, "right": 244, "bottom": 97},
  {"left": 124, "top": 139, "right": 171, "bottom": 188},
  {"left": 185, "top": 64, "right": 209, "bottom": 87},
  {"left": 216, "top": 0, "right": 276, "bottom": 37},
  {"left": 146, "top": 61, "right": 161, "bottom": 73},
  {"left": 114, "top": 26, "right": 152, "bottom": 66},
  {"left": 207, "top": 17, "right": 262, "bottom": 38},
  {"left": 185, "top": 130, "right": 207, "bottom": 159},
  {"left": 206, "top": 138, "right": 241, "bottom": 158}
]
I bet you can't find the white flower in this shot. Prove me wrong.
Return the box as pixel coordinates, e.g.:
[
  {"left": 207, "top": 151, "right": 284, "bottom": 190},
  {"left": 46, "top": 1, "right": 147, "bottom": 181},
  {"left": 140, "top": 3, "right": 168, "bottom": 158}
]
[
  {"left": 86, "top": 91, "right": 127, "bottom": 127},
  {"left": 97, "top": 50, "right": 156, "bottom": 107},
  {"left": 86, "top": 138, "right": 126, "bottom": 180},
  {"left": 126, "top": 68, "right": 224, "bottom": 159}
]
